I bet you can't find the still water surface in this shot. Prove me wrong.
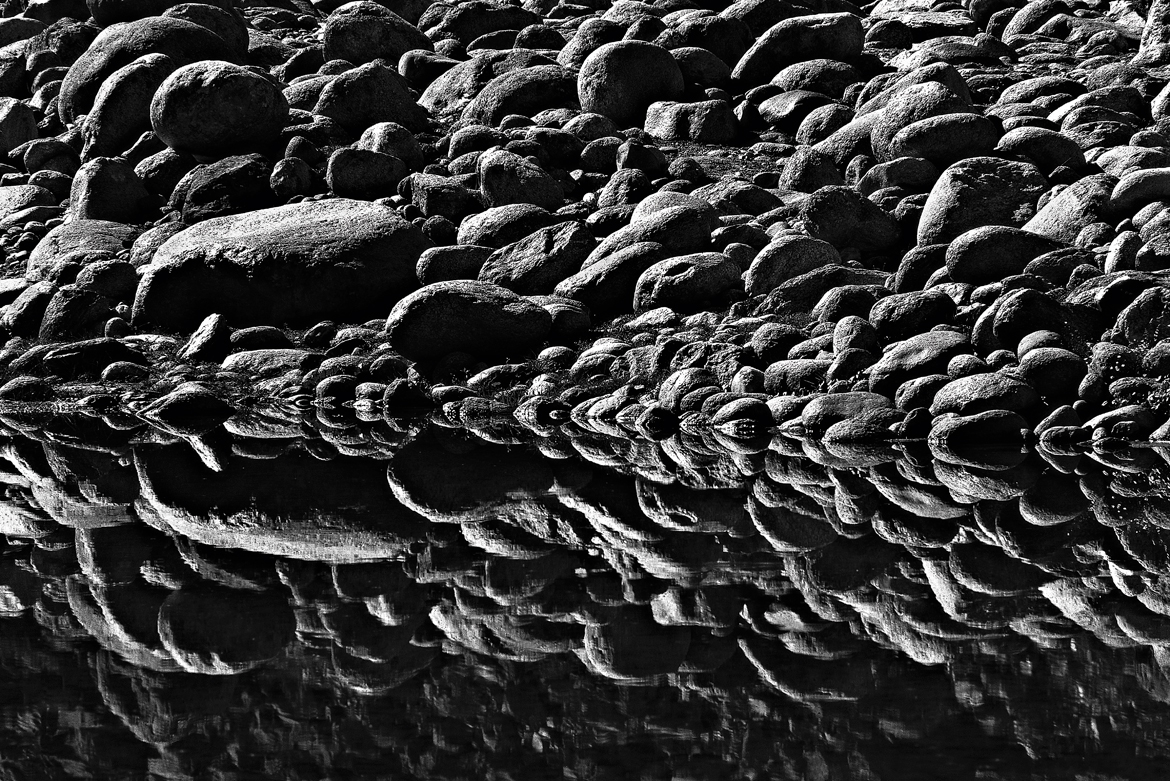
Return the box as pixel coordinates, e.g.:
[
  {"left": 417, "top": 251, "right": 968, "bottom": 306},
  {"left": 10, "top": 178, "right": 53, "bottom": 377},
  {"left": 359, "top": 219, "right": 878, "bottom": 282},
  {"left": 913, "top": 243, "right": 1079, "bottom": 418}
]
[{"left": 2, "top": 406, "right": 1170, "bottom": 779}]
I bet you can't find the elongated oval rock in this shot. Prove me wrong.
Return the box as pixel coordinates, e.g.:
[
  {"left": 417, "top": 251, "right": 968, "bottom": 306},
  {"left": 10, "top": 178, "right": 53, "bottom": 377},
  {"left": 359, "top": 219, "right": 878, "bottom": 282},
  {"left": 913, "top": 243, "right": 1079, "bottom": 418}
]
[{"left": 132, "top": 199, "right": 431, "bottom": 331}]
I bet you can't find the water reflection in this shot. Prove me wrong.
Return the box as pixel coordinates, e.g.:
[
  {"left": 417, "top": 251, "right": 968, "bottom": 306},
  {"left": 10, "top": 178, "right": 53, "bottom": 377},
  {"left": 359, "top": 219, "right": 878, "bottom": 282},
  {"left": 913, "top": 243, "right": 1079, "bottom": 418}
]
[{"left": 3, "top": 406, "right": 1170, "bottom": 778}]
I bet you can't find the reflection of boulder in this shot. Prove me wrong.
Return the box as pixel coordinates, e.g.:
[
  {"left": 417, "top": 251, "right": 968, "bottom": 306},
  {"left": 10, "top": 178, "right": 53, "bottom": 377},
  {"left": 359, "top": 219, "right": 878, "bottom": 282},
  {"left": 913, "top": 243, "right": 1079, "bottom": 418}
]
[
  {"left": 158, "top": 584, "right": 295, "bottom": 675},
  {"left": 66, "top": 575, "right": 181, "bottom": 672},
  {"left": 740, "top": 635, "right": 877, "bottom": 702},
  {"left": 581, "top": 606, "right": 691, "bottom": 680},
  {"left": 386, "top": 429, "right": 557, "bottom": 523},
  {"left": 636, "top": 479, "right": 749, "bottom": 534},
  {"left": 94, "top": 649, "right": 236, "bottom": 747},
  {"left": 135, "top": 443, "right": 430, "bottom": 562}
]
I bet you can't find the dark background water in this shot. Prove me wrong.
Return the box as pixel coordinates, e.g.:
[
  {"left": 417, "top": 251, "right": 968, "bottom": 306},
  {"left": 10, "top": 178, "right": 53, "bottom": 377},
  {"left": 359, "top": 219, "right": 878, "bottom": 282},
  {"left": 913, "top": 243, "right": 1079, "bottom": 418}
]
[{"left": 2, "top": 409, "right": 1170, "bottom": 780}]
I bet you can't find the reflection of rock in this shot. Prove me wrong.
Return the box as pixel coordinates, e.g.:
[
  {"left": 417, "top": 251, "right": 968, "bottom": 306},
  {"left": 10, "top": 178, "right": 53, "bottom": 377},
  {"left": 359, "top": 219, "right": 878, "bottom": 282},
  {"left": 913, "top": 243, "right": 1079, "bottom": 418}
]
[
  {"left": 386, "top": 428, "right": 557, "bottom": 523},
  {"left": 158, "top": 584, "right": 294, "bottom": 675},
  {"left": 66, "top": 575, "right": 180, "bottom": 672},
  {"left": 135, "top": 443, "right": 430, "bottom": 562},
  {"left": 582, "top": 606, "right": 691, "bottom": 681}
]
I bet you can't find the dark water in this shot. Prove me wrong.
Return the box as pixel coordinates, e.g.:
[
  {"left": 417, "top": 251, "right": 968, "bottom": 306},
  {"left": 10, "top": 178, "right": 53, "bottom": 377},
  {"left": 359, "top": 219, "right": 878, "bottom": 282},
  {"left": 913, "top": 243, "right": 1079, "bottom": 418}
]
[{"left": 3, "top": 405, "right": 1170, "bottom": 780}]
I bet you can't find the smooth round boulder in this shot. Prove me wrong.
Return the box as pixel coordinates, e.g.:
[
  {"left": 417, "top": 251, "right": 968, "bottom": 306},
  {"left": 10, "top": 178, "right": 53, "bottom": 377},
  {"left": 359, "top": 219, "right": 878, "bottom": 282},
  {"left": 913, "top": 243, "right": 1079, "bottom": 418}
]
[
  {"left": 150, "top": 60, "right": 289, "bottom": 159},
  {"left": 132, "top": 199, "right": 431, "bottom": 330},
  {"left": 385, "top": 280, "right": 553, "bottom": 361},
  {"left": 577, "top": 40, "right": 684, "bottom": 126}
]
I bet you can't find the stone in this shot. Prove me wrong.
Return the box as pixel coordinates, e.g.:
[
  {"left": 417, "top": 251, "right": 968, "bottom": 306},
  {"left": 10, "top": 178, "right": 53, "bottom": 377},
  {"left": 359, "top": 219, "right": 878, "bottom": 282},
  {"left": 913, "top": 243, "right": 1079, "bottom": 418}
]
[
  {"left": 478, "top": 149, "right": 564, "bottom": 211},
  {"left": 731, "top": 13, "right": 863, "bottom": 88},
  {"left": 323, "top": 1, "right": 431, "bottom": 65},
  {"left": 945, "top": 225, "right": 1066, "bottom": 284},
  {"left": 917, "top": 156, "right": 1047, "bottom": 245},
  {"left": 133, "top": 199, "right": 431, "bottom": 330},
  {"left": 59, "top": 17, "right": 241, "bottom": 125},
  {"left": 928, "top": 373, "right": 1041, "bottom": 416},
  {"left": 577, "top": 40, "right": 684, "bottom": 126},
  {"left": 478, "top": 221, "right": 595, "bottom": 295},
  {"left": 385, "top": 280, "right": 553, "bottom": 361},
  {"left": 743, "top": 235, "right": 840, "bottom": 297},
  {"left": 634, "top": 253, "right": 742, "bottom": 314},
  {"left": 150, "top": 60, "right": 288, "bottom": 160}
]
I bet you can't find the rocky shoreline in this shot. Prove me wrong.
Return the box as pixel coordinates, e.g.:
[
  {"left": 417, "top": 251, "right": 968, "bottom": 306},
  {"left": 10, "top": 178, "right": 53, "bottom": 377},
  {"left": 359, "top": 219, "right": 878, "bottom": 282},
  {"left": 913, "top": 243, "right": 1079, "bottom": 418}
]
[{"left": 0, "top": 0, "right": 1165, "bottom": 451}]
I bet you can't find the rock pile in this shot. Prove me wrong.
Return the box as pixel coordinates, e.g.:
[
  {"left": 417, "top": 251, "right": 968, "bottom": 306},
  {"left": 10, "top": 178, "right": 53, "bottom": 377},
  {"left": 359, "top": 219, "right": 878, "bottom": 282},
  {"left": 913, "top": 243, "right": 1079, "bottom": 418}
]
[{"left": 0, "top": 0, "right": 1164, "bottom": 451}]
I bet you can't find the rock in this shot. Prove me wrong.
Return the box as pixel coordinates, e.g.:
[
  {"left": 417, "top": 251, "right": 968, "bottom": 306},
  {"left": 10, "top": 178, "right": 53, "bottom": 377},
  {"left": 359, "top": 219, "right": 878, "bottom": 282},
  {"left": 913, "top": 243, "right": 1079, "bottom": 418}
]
[
  {"left": 69, "top": 157, "right": 154, "bottom": 223},
  {"left": 478, "top": 221, "right": 595, "bottom": 295},
  {"left": 417, "top": 245, "right": 493, "bottom": 284},
  {"left": 150, "top": 60, "right": 287, "bottom": 160},
  {"left": 461, "top": 65, "right": 577, "bottom": 126},
  {"left": 141, "top": 382, "right": 235, "bottom": 428},
  {"left": 1018, "top": 347, "right": 1086, "bottom": 401},
  {"left": 421, "top": 49, "right": 555, "bottom": 119},
  {"left": 917, "top": 156, "right": 1047, "bottom": 245},
  {"left": 1022, "top": 174, "right": 1118, "bottom": 243},
  {"left": 314, "top": 61, "right": 428, "bottom": 134},
  {"left": 0, "top": 185, "right": 55, "bottom": 223},
  {"left": 478, "top": 148, "right": 563, "bottom": 210},
  {"left": 180, "top": 312, "right": 231, "bottom": 362},
  {"left": 133, "top": 199, "right": 431, "bottom": 330},
  {"left": 799, "top": 185, "right": 900, "bottom": 252},
  {"left": 0, "top": 97, "right": 37, "bottom": 158},
  {"left": 771, "top": 58, "right": 859, "bottom": 98},
  {"left": 59, "top": 17, "right": 241, "bottom": 125},
  {"left": 888, "top": 113, "right": 1000, "bottom": 166},
  {"left": 800, "top": 391, "right": 892, "bottom": 436},
  {"left": 356, "top": 122, "right": 423, "bottom": 171},
  {"left": 326, "top": 148, "right": 407, "bottom": 200},
  {"left": 644, "top": 100, "right": 738, "bottom": 143},
  {"left": 323, "top": 1, "right": 431, "bottom": 65},
  {"left": 577, "top": 41, "right": 685, "bottom": 126},
  {"left": 743, "top": 235, "right": 841, "bottom": 297},
  {"left": 27, "top": 220, "right": 138, "bottom": 282},
  {"left": 634, "top": 252, "right": 742, "bottom": 314},
  {"left": 929, "top": 373, "right": 1041, "bottom": 417},
  {"left": 554, "top": 241, "right": 667, "bottom": 316},
  {"left": 81, "top": 54, "right": 175, "bottom": 161},
  {"left": 927, "top": 409, "right": 1028, "bottom": 465},
  {"left": 385, "top": 280, "right": 552, "bottom": 361},
  {"left": 731, "top": 13, "right": 863, "bottom": 88},
  {"left": 456, "top": 204, "right": 552, "bottom": 248},
  {"left": 869, "top": 330, "right": 970, "bottom": 397},
  {"left": 945, "top": 225, "right": 1065, "bottom": 284},
  {"left": 221, "top": 349, "right": 319, "bottom": 377},
  {"left": 867, "top": 288, "right": 956, "bottom": 342},
  {"left": 994, "top": 126, "right": 1086, "bottom": 175}
]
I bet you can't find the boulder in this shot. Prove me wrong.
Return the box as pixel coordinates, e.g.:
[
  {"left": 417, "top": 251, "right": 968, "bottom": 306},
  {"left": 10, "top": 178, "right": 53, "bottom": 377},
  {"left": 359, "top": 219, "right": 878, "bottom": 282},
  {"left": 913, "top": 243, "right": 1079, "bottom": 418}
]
[
  {"left": 133, "top": 199, "right": 431, "bottom": 330},
  {"left": 577, "top": 40, "right": 684, "bottom": 126},
  {"left": 385, "top": 280, "right": 552, "bottom": 361},
  {"left": 150, "top": 60, "right": 288, "bottom": 159}
]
